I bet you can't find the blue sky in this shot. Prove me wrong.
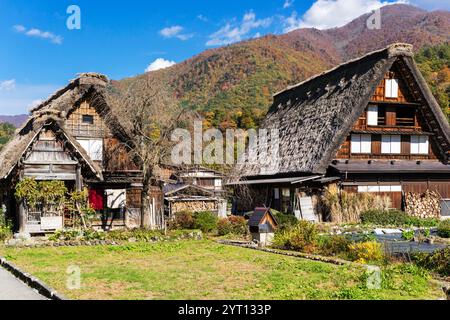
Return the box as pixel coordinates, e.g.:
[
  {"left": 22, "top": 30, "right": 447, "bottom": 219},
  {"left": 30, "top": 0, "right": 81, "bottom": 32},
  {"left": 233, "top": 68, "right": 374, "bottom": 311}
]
[{"left": 0, "top": 0, "right": 448, "bottom": 115}]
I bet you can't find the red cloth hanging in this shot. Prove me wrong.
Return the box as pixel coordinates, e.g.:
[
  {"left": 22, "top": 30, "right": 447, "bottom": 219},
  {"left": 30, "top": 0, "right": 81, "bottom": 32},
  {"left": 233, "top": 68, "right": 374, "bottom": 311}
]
[{"left": 89, "top": 189, "right": 104, "bottom": 211}]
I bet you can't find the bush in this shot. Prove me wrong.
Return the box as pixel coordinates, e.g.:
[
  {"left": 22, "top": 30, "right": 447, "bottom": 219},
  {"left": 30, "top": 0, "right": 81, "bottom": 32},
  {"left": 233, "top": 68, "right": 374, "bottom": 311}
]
[
  {"left": 168, "top": 211, "right": 195, "bottom": 230},
  {"left": 0, "top": 225, "right": 12, "bottom": 241},
  {"left": 217, "top": 216, "right": 248, "bottom": 236},
  {"left": 437, "top": 220, "right": 450, "bottom": 238},
  {"left": 273, "top": 221, "right": 318, "bottom": 253},
  {"left": 193, "top": 211, "right": 218, "bottom": 233},
  {"left": 271, "top": 210, "right": 298, "bottom": 230},
  {"left": 347, "top": 241, "right": 384, "bottom": 264},
  {"left": 0, "top": 209, "right": 12, "bottom": 241},
  {"left": 402, "top": 230, "right": 415, "bottom": 241},
  {"left": 318, "top": 235, "right": 352, "bottom": 257},
  {"left": 412, "top": 248, "right": 450, "bottom": 277},
  {"left": 360, "top": 209, "right": 439, "bottom": 227}
]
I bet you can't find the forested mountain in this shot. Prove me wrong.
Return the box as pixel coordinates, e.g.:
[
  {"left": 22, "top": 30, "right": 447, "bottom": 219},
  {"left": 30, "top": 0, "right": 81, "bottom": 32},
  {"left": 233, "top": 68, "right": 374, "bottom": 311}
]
[{"left": 119, "top": 4, "right": 450, "bottom": 129}]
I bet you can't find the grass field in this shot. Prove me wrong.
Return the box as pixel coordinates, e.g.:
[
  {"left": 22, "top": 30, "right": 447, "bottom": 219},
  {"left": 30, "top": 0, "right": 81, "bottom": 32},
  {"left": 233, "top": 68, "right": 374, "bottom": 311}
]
[{"left": 0, "top": 240, "right": 444, "bottom": 300}]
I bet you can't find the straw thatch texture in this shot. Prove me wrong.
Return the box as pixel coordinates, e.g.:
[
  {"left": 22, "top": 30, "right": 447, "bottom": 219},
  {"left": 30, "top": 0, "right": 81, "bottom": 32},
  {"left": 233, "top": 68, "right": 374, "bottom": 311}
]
[
  {"left": 241, "top": 43, "right": 450, "bottom": 178},
  {"left": 0, "top": 73, "right": 130, "bottom": 181}
]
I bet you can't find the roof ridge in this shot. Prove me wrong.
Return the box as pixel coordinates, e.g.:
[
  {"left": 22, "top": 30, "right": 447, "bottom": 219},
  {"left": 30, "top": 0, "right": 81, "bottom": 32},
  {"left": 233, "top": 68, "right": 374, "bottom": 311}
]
[{"left": 273, "top": 43, "right": 413, "bottom": 98}]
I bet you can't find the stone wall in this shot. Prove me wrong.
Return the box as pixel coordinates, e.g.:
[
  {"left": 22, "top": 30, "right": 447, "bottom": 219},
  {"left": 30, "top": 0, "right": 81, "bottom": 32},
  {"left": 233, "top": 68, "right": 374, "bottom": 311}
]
[{"left": 405, "top": 191, "right": 441, "bottom": 219}]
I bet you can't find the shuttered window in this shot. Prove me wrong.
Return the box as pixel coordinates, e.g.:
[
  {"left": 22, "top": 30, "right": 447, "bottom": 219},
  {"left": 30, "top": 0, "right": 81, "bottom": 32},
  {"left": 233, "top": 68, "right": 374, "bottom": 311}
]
[
  {"left": 367, "top": 105, "right": 378, "bottom": 126},
  {"left": 385, "top": 79, "right": 399, "bottom": 98},
  {"left": 77, "top": 138, "right": 103, "bottom": 161},
  {"left": 351, "top": 134, "right": 371, "bottom": 154},
  {"left": 381, "top": 135, "right": 401, "bottom": 154},
  {"left": 410, "top": 135, "right": 429, "bottom": 155}
]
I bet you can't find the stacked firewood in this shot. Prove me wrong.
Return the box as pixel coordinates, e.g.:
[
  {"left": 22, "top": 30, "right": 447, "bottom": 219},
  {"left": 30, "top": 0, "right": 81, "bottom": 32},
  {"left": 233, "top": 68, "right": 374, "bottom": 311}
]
[{"left": 404, "top": 191, "right": 441, "bottom": 219}]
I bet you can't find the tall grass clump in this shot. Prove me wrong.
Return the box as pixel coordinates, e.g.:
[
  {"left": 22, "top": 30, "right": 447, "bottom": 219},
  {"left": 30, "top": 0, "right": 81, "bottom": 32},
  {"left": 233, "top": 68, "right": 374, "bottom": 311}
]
[{"left": 322, "top": 184, "right": 391, "bottom": 223}]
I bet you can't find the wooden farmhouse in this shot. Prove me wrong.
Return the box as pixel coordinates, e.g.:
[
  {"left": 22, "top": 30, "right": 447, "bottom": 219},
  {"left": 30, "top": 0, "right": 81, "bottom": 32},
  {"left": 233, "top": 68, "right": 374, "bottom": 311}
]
[
  {"left": 163, "top": 166, "right": 228, "bottom": 218},
  {"left": 233, "top": 44, "right": 450, "bottom": 217},
  {"left": 0, "top": 73, "right": 163, "bottom": 235}
]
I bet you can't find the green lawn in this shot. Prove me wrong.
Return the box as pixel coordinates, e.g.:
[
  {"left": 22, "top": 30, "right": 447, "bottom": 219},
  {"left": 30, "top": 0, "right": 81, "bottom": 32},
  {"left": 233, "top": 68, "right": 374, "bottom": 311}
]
[{"left": 0, "top": 240, "right": 444, "bottom": 300}]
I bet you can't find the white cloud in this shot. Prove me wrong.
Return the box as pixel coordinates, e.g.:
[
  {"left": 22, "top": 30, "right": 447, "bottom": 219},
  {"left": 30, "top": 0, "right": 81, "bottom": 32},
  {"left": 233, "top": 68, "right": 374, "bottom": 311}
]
[
  {"left": 159, "top": 25, "right": 193, "bottom": 41},
  {"left": 0, "top": 83, "right": 59, "bottom": 115},
  {"left": 283, "top": 0, "right": 295, "bottom": 9},
  {"left": 282, "top": 0, "right": 408, "bottom": 31},
  {"left": 13, "top": 25, "right": 63, "bottom": 44},
  {"left": 197, "top": 14, "right": 208, "bottom": 22},
  {"left": 145, "top": 58, "right": 176, "bottom": 72},
  {"left": 206, "top": 11, "right": 273, "bottom": 46},
  {"left": 0, "top": 79, "right": 16, "bottom": 91},
  {"left": 27, "top": 99, "right": 43, "bottom": 109}
]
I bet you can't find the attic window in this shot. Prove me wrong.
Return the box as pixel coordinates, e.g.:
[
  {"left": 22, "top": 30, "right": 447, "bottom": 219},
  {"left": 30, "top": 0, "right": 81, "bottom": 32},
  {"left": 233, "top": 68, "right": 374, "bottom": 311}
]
[
  {"left": 82, "top": 115, "right": 94, "bottom": 124},
  {"left": 385, "top": 79, "right": 399, "bottom": 98}
]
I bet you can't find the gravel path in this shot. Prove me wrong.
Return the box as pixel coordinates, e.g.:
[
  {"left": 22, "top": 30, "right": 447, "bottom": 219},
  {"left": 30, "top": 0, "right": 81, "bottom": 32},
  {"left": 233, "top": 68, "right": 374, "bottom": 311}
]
[{"left": 0, "top": 266, "right": 46, "bottom": 300}]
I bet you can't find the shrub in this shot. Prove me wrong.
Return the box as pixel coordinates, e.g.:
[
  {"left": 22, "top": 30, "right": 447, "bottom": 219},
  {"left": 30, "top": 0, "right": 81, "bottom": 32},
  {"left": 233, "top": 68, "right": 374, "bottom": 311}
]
[
  {"left": 347, "top": 241, "right": 384, "bottom": 264},
  {"left": 271, "top": 210, "right": 298, "bottom": 230},
  {"left": 412, "top": 248, "right": 450, "bottom": 277},
  {"left": 48, "top": 229, "right": 82, "bottom": 241},
  {"left": 0, "top": 225, "right": 12, "bottom": 241},
  {"left": 402, "top": 230, "right": 415, "bottom": 241},
  {"left": 193, "top": 211, "right": 218, "bottom": 233},
  {"left": 168, "top": 211, "right": 195, "bottom": 230},
  {"left": 318, "top": 235, "right": 352, "bottom": 257},
  {"left": 360, "top": 209, "right": 439, "bottom": 227},
  {"left": 360, "top": 209, "right": 408, "bottom": 226},
  {"left": 437, "top": 220, "right": 450, "bottom": 238},
  {"left": 273, "top": 221, "right": 318, "bottom": 253},
  {"left": 217, "top": 216, "right": 248, "bottom": 236},
  {"left": 0, "top": 209, "right": 12, "bottom": 241}
]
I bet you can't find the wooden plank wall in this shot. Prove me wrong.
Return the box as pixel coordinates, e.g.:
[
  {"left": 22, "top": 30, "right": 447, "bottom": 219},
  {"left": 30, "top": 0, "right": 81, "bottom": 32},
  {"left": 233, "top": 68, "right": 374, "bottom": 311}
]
[{"left": 65, "top": 101, "right": 110, "bottom": 138}]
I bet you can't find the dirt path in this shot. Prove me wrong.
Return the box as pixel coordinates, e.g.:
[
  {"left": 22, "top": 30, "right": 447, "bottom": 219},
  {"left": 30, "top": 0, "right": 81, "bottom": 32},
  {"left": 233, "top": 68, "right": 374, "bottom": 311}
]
[{"left": 0, "top": 266, "right": 46, "bottom": 300}]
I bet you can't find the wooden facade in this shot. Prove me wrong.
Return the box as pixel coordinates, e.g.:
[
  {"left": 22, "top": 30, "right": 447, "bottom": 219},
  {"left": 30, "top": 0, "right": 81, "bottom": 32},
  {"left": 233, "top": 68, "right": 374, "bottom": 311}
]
[
  {"left": 333, "top": 60, "right": 450, "bottom": 209},
  {"left": 0, "top": 74, "right": 152, "bottom": 234},
  {"left": 235, "top": 44, "right": 450, "bottom": 217}
]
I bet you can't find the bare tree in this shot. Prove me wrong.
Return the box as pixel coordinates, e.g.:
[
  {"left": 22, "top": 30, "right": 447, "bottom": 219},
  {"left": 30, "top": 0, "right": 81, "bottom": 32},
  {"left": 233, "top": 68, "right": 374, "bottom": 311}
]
[{"left": 117, "top": 74, "right": 186, "bottom": 229}]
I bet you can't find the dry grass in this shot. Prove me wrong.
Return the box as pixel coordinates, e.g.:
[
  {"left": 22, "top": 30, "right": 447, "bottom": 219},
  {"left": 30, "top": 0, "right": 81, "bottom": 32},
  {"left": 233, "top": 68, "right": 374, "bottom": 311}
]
[{"left": 322, "top": 184, "right": 391, "bottom": 224}]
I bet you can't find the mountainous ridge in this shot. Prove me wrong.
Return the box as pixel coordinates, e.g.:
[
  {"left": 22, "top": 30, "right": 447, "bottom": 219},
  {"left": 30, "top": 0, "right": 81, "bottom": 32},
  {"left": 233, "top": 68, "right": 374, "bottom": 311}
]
[
  {"left": 119, "top": 4, "right": 450, "bottom": 129},
  {"left": 1, "top": 4, "right": 449, "bottom": 131}
]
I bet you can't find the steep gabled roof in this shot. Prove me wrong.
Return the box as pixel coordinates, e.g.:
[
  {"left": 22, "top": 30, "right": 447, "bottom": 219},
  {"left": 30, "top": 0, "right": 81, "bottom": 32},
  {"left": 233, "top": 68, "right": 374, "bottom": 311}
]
[
  {"left": 241, "top": 43, "right": 450, "bottom": 178},
  {"left": 0, "top": 117, "right": 103, "bottom": 180},
  {"left": 0, "top": 73, "right": 131, "bottom": 180}
]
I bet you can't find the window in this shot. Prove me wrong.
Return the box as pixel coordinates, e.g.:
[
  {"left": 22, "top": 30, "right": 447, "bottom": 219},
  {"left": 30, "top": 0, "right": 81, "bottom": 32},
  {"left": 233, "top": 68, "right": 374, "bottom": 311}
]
[
  {"left": 106, "top": 189, "right": 126, "bottom": 209},
  {"left": 274, "top": 188, "right": 280, "bottom": 200},
  {"left": 385, "top": 79, "right": 399, "bottom": 98},
  {"left": 381, "top": 135, "right": 401, "bottom": 154},
  {"left": 351, "top": 134, "right": 371, "bottom": 154},
  {"left": 411, "top": 135, "right": 429, "bottom": 155},
  {"left": 82, "top": 115, "right": 94, "bottom": 124},
  {"left": 358, "top": 185, "right": 402, "bottom": 193},
  {"left": 367, "top": 105, "right": 378, "bottom": 126},
  {"left": 77, "top": 138, "right": 103, "bottom": 161},
  {"left": 214, "top": 179, "right": 222, "bottom": 188}
]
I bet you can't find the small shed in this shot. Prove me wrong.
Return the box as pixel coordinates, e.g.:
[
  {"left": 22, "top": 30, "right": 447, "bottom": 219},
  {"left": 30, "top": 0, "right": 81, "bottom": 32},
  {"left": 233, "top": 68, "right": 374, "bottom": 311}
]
[{"left": 248, "top": 207, "right": 278, "bottom": 246}]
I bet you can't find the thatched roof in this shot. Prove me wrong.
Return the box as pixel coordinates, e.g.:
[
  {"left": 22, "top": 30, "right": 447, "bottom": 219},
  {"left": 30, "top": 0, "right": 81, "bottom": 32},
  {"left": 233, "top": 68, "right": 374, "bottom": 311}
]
[
  {"left": 0, "top": 73, "right": 131, "bottom": 181},
  {"left": 241, "top": 43, "right": 450, "bottom": 178}
]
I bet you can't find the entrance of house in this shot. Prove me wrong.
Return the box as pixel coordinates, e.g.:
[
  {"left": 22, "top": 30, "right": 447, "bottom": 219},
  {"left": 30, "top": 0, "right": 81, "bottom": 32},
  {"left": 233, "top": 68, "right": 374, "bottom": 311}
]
[{"left": 21, "top": 180, "right": 75, "bottom": 234}]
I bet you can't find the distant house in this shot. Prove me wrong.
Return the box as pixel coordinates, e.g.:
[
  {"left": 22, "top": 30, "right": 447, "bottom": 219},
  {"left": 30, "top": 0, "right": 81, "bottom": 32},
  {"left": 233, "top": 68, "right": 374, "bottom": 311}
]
[
  {"left": 0, "top": 73, "right": 163, "bottom": 235},
  {"left": 163, "top": 166, "right": 228, "bottom": 218},
  {"left": 233, "top": 44, "right": 450, "bottom": 216}
]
